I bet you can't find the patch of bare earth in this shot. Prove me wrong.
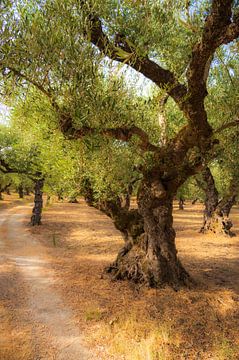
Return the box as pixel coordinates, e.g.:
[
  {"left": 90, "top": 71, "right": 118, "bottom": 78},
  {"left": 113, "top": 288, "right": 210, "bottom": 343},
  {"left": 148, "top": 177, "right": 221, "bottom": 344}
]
[{"left": 26, "top": 199, "right": 239, "bottom": 360}]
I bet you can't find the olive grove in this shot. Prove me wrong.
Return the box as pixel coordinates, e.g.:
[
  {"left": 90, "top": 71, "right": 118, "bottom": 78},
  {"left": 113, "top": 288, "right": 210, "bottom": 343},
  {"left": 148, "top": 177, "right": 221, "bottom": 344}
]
[{"left": 0, "top": 0, "right": 239, "bottom": 288}]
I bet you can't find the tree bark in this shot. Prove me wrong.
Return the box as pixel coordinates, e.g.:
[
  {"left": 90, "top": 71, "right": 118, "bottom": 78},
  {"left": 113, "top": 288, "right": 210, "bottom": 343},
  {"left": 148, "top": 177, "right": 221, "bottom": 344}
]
[
  {"left": 98, "top": 197, "right": 144, "bottom": 242},
  {"left": 218, "top": 194, "right": 237, "bottom": 217},
  {"left": 18, "top": 184, "right": 24, "bottom": 199},
  {"left": 0, "top": 182, "right": 12, "bottom": 198},
  {"left": 25, "top": 187, "right": 30, "bottom": 196},
  {"left": 178, "top": 197, "right": 184, "bottom": 210},
  {"left": 199, "top": 168, "right": 235, "bottom": 236},
  {"left": 30, "top": 178, "right": 44, "bottom": 226},
  {"left": 107, "top": 174, "right": 191, "bottom": 289}
]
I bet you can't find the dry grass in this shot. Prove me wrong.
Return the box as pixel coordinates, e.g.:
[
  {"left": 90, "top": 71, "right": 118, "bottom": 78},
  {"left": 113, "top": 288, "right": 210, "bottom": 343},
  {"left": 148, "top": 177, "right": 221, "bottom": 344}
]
[{"left": 26, "top": 199, "right": 239, "bottom": 359}]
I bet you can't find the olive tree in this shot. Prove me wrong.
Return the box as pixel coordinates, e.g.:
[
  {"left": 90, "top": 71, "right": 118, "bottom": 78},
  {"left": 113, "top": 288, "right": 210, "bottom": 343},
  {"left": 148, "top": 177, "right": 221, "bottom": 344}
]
[{"left": 1, "top": 0, "right": 239, "bottom": 288}]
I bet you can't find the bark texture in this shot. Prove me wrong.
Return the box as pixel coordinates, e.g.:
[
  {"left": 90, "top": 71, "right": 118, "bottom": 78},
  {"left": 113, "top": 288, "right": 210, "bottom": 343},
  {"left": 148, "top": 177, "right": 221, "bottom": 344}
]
[
  {"left": 199, "top": 168, "right": 235, "bottom": 236},
  {"left": 107, "top": 174, "right": 191, "bottom": 289},
  {"left": 30, "top": 178, "right": 44, "bottom": 226}
]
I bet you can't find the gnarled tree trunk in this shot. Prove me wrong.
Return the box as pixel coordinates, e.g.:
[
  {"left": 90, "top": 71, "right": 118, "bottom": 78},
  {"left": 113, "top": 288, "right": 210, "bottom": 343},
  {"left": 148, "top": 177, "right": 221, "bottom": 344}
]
[
  {"left": 107, "top": 174, "right": 191, "bottom": 289},
  {"left": 30, "top": 178, "right": 44, "bottom": 226},
  {"left": 217, "top": 193, "right": 237, "bottom": 218},
  {"left": 199, "top": 168, "right": 235, "bottom": 236}
]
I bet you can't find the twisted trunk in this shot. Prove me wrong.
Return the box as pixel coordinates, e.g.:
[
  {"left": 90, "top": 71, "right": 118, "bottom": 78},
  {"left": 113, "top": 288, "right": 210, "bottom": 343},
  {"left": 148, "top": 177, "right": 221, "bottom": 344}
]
[
  {"left": 199, "top": 168, "right": 235, "bottom": 236},
  {"left": 107, "top": 175, "right": 191, "bottom": 289},
  {"left": 218, "top": 194, "right": 237, "bottom": 217},
  {"left": 30, "top": 178, "right": 44, "bottom": 226}
]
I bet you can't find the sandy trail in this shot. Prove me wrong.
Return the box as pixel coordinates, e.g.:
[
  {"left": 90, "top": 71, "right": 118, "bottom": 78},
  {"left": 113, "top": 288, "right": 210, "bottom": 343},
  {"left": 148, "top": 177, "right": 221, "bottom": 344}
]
[{"left": 0, "top": 205, "right": 90, "bottom": 360}]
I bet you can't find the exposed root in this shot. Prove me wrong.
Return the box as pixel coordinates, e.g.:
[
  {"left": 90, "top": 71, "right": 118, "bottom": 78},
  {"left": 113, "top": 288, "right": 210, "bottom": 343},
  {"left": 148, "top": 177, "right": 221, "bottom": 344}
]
[{"left": 105, "top": 235, "right": 194, "bottom": 290}]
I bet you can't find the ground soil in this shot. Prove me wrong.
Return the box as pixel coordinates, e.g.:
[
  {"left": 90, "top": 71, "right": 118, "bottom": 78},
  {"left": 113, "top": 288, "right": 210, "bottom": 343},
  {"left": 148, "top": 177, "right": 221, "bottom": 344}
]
[{"left": 0, "top": 196, "right": 238, "bottom": 359}]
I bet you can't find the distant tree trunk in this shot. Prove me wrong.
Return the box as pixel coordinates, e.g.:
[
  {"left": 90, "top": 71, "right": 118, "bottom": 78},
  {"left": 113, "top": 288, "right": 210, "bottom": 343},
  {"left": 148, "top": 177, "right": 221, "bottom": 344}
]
[
  {"left": 120, "top": 183, "right": 133, "bottom": 211},
  {"left": 30, "top": 178, "right": 44, "bottom": 226},
  {"left": 192, "top": 198, "right": 198, "bottom": 204},
  {"left": 6, "top": 188, "right": 11, "bottom": 195},
  {"left": 18, "top": 184, "right": 24, "bottom": 199},
  {"left": 57, "top": 190, "right": 64, "bottom": 201},
  {"left": 46, "top": 194, "right": 51, "bottom": 206},
  {"left": 0, "top": 182, "right": 12, "bottom": 199},
  {"left": 68, "top": 195, "right": 79, "bottom": 203},
  {"left": 178, "top": 197, "right": 184, "bottom": 210},
  {"left": 107, "top": 172, "right": 191, "bottom": 289},
  {"left": 199, "top": 168, "right": 235, "bottom": 236},
  {"left": 25, "top": 187, "right": 30, "bottom": 196},
  {"left": 82, "top": 179, "right": 95, "bottom": 206}
]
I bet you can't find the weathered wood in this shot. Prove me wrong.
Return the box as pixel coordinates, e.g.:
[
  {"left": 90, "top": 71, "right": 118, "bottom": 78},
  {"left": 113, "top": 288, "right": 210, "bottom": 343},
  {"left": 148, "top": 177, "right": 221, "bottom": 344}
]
[{"left": 30, "top": 178, "right": 44, "bottom": 226}]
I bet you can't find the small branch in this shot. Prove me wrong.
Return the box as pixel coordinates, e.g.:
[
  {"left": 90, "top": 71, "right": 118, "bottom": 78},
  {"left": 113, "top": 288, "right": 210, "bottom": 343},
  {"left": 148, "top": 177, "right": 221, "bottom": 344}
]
[
  {"left": 4, "top": 65, "right": 60, "bottom": 112},
  {"left": 214, "top": 118, "right": 239, "bottom": 134}
]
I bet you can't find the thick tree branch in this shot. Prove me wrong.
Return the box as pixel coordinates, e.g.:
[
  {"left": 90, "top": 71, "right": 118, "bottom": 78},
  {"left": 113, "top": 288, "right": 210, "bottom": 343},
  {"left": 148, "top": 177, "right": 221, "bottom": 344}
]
[
  {"left": 173, "top": 1, "right": 238, "bottom": 158},
  {"left": 64, "top": 124, "right": 159, "bottom": 152},
  {"left": 223, "top": 17, "right": 239, "bottom": 43},
  {"left": 186, "top": 0, "right": 234, "bottom": 94},
  {"left": 84, "top": 13, "right": 187, "bottom": 105},
  {"left": 0, "top": 158, "right": 14, "bottom": 173}
]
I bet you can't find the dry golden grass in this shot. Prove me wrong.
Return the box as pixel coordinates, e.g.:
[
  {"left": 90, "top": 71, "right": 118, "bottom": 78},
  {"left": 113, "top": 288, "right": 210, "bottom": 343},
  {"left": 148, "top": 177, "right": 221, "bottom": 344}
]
[{"left": 26, "top": 199, "right": 239, "bottom": 360}]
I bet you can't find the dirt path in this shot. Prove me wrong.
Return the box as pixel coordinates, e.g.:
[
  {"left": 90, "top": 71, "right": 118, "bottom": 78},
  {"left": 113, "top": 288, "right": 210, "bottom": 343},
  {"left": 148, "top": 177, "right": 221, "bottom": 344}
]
[{"left": 0, "top": 205, "right": 90, "bottom": 360}]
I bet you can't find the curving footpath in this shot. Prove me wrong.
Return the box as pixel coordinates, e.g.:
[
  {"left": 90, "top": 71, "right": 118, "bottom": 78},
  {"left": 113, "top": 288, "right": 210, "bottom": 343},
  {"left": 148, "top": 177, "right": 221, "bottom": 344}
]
[{"left": 0, "top": 204, "right": 90, "bottom": 360}]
